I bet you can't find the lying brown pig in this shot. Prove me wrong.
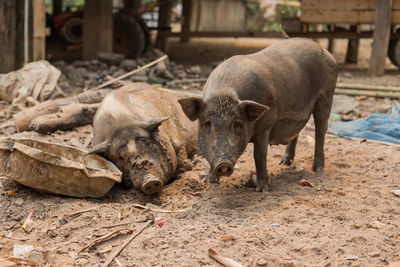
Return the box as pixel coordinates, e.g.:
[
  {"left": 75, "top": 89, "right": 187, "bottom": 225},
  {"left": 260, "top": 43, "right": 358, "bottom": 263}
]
[
  {"left": 88, "top": 83, "right": 198, "bottom": 196},
  {"left": 178, "top": 38, "right": 337, "bottom": 191}
]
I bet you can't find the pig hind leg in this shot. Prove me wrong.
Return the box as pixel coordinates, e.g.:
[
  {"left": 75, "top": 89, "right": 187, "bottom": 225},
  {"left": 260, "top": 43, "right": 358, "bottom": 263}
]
[
  {"left": 312, "top": 95, "right": 333, "bottom": 172},
  {"left": 280, "top": 136, "right": 298, "bottom": 166}
]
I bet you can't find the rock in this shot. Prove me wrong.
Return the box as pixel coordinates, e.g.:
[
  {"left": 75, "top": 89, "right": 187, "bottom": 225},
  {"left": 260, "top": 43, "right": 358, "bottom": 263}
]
[
  {"left": 369, "top": 252, "right": 380, "bottom": 257},
  {"left": 13, "top": 244, "right": 34, "bottom": 257},
  {"left": 14, "top": 198, "right": 24, "bottom": 206},
  {"left": 52, "top": 60, "right": 66, "bottom": 69},
  {"left": 369, "top": 221, "right": 385, "bottom": 229},
  {"left": 331, "top": 95, "right": 358, "bottom": 114},
  {"left": 98, "top": 245, "right": 112, "bottom": 254},
  {"left": 343, "top": 72, "right": 352, "bottom": 78},
  {"left": 112, "top": 69, "right": 127, "bottom": 78},
  {"left": 144, "top": 48, "right": 166, "bottom": 61},
  {"left": 28, "top": 251, "right": 44, "bottom": 265},
  {"left": 155, "top": 61, "right": 167, "bottom": 72},
  {"left": 73, "top": 60, "right": 88, "bottom": 68},
  {"left": 189, "top": 65, "right": 202, "bottom": 74},
  {"left": 97, "top": 52, "right": 125, "bottom": 65},
  {"left": 120, "top": 59, "right": 137, "bottom": 71},
  {"left": 108, "top": 65, "right": 118, "bottom": 74},
  {"left": 156, "top": 69, "right": 174, "bottom": 80},
  {"left": 257, "top": 258, "right": 268, "bottom": 266},
  {"left": 75, "top": 258, "right": 89, "bottom": 265}
]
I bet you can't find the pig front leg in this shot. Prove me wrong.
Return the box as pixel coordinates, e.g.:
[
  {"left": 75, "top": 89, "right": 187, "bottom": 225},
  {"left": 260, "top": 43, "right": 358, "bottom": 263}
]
[
  {"left": 171, "top": 138, "right": 193, "bottom": 173},
  {"left": 253, "top": 130, "right": 271, "bottom": 192}
]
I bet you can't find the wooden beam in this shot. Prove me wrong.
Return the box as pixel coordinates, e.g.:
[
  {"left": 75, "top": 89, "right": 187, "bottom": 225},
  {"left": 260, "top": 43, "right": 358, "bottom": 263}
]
[
  {"left": 369, "top": 0, "right": 392, "bottom": 76},
  {"left": 345, "top": 26, "right": 359, "bottom": 64},
  {"left": 83, "top": 0, "right": 113, "bottom": 60},
  {"left": 32, "top": 0, "right": 46, "bottom": 61}
]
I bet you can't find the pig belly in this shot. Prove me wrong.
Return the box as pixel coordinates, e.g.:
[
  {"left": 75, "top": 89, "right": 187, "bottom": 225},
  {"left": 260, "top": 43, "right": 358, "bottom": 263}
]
[{"left": 268, "top": 119, "right": 309, "bottom": 145}]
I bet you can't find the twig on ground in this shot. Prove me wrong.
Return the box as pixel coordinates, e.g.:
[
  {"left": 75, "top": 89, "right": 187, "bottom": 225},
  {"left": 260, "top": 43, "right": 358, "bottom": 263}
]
[
  {"left": 208, "top": 248, "right": 244, "bottom": 267},
  {"left": 80, "top": 228, "right": 135, "bottom": 253},
  {"left": 5, "top": 257, "right": 40, "bottom": 266},
  {"left": 102, "top": 215, "right": 155, "bottom": 267},
  {"left": 101, "top": 217, "right": 150, "bottom": 229},
  {"left": 66, "top": 208, "right": 98, "bottom": 219},
  {"left": 131, "top": 203, "right": 191, "bottom": 214},
  {"left": 94, "top": 55, "right": 168, "bottom": 90}
]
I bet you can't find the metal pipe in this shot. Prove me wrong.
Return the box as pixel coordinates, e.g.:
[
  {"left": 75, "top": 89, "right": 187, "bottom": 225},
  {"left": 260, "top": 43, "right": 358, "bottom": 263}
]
[{"left": 24, "top": 0, "right": 29, "bottom": 64}]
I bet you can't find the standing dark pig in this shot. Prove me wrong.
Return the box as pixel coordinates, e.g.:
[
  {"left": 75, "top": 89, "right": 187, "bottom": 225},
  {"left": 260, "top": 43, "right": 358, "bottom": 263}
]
[
  {"left": 178, "top": 38, "right": 337, "bottom": 191},
  {"left": 88, "top": 82, "right": 198, "bottom": 196}
]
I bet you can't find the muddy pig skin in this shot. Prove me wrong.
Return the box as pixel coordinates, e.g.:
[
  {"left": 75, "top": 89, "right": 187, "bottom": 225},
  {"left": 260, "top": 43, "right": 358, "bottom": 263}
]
[
  {"left": 88, "top": 82, "right": 198, "bottom": 196},
  {"left": 178, "top": 38, "right": 337, "bottom": 191}
]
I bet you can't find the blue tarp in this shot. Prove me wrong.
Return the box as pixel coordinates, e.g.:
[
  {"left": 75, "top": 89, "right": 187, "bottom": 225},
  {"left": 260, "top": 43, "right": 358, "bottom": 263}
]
[{"left": 328, "top": 105, "right": 400, "bottom": 144}]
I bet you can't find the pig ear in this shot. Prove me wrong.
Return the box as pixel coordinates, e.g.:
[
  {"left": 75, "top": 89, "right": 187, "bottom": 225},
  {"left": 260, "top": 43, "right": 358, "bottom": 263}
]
[
  {"left": 239, "top": 100, "right": 270, "bottom": 121},
  {"left": 86, "top": 141, "right": 109, "bottom": 156},
  {"left": 145, "top": 116, "right": 170, "bottom": 132},
  {"left": 178, "top": 97, "right": 204, "bottom": 121}
]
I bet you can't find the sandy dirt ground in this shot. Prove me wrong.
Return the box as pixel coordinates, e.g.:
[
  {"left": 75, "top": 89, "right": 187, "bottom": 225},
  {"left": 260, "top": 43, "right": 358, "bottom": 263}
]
[{"left": 1, "top": 38, "right": 400, "bottom": 266}]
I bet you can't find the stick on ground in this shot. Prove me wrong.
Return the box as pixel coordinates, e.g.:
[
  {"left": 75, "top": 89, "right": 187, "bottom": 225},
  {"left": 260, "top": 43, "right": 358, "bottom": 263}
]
[{"left": 102, "top": 215, "right": 154, "bottom": 267}]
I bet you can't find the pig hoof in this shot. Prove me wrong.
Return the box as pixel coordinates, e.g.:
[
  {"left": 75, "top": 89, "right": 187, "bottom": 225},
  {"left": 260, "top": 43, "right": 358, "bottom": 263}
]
[
  {"left": 280, "top": 153, "right": 294, "bottom": 166},
  {"left": 141, "top": 178, "right": 163, "bottom": 196},
  {"left": 312, "top": 160, "right": 324, "bottom": 173},
  {"left": 178, "top": 160, "right": 193, "bottom": 173}
]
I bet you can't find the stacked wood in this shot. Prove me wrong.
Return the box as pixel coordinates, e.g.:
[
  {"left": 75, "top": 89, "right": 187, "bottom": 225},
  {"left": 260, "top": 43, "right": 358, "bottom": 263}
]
[{"left": 335, "top": 83, "right": 400, "bottom": 98}]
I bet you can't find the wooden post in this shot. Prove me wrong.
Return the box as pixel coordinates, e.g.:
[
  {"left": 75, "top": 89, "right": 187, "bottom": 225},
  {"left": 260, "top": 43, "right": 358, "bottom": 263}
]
[
  {"left": 369, "top": 0, "right": 392, "bottom": 76},
  {"left": 0, "top": 0, "right": 17, "bottom": 73},
  {"left": 181, "top": 0, "right": 192, "bottom": 43},
  {"left": 83, "top": 0, "right": 113, "bottom": 60},
  {"left": 345, "top": 26, "right": 359, "bottom": 64},
  {"left": 155, "top": 0, "right": 173, "bottom": 50},
  {"left": 32, "top": 0, "right": 46, "bottom": 61}
]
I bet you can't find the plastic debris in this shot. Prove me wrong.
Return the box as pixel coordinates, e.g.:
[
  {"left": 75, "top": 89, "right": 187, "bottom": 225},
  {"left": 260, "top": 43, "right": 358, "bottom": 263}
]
[
  {"left": 270, "top": 223, "right": 280, "bottom": 227},
  {"left": 330, "top": 112, "right": 341, "bottom": 121},
  {"left": 7, "top": 190, "right": 17, "bottom": 195},
  {"left": 13, "top": 244, "right": 34, "bottom": 258},
  {"left": 298, "top": 179, "right": 314, "bottom": 187},
  {"left": 392, "top": 190, "right": 400, "bottom": 197},
  {"left": 155, "top": 217, "right": 170, "bottom": 227},
  {"left": 346, "top": 255, "right": 358, "bottom": 260},
  {"left": 22, "top": 207, "right": 34, "bottom": 232}
]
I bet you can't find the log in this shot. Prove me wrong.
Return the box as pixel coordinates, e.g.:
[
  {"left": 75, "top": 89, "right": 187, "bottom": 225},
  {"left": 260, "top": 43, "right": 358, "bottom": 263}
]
[
  {"left": 30, "top": 103, "right": 100, "bottom": 133},
  {"left": 14, "top": 89, "right": 111, "bottom": 132},
  {"left": 336, "top": 83, "right": 400, "bottom": 92},
  {"left": 335, "top": 88, "right": 400, "bottom": 98}
]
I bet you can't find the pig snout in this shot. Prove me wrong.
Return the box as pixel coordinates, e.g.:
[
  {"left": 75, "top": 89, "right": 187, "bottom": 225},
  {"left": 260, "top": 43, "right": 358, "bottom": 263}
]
[
  {"left": 141, "top": 174, "right": 163, "bottom": 196},
  {"left": 213, "top": 159, "right": 234, "bottom": 177}
]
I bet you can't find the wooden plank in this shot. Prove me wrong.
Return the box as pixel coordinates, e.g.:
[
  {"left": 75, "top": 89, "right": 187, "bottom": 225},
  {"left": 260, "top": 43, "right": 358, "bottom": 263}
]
[
  {"left": 301, "top": 0, "right": 400, "bottom": 10},
  {"left": 301, "top": 10, "right": 400, "bottom": 24},
  {"left": 32, "top": 0, "right": 46, "bottom": 61},
  {"left": 83, "top": 0, "right": 113, "bottom": 60},
  {"left": 369, "top": 0, "right": 393, "bottom": 76}
]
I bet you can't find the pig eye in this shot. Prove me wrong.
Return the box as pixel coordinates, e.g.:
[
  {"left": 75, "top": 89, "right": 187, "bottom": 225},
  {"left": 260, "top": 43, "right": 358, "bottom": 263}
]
[
  {"left": 233, "top": 121, "right": 243, "bottom": 131},
  {"left": 135, "top": 137, "right": 146, "bottom": 145},
  {"left": 204, "top": 121, "right": 211, "bottom": 128}
]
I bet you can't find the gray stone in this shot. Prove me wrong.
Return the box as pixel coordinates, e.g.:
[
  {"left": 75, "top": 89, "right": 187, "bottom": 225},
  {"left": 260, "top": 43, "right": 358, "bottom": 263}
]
[
  {"left": 28, "top": 251, "right": 44, "bottom": 265},
  {"left": 14, "top": 198, "right": 24, "bottom": 206},
  {"left": 113, "top": 69, "right": 127, "bottom": 78},
  {"left": 97, "top": 52, "right": 125, "bottom": 65},
  {"left": 332, "top": 95, "right": 358, "bottom": 114},
  {"left": 257, "top": 258, "right": 268, "bottom": 266},
  {"left": 189, "top": 65, "right": 202, "bottom": 74},
  {"left": 120, "top": 59, "right": 137, "bottom": 71}
]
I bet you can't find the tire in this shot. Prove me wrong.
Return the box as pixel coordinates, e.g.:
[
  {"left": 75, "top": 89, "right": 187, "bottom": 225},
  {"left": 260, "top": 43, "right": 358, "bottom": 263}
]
[
  {"left": 388, "top": 38, "right": 400, "bottom": 67},
  {"left": 113, "top": 13, "right": 150, "bottom": 59},
  {"left": 63, "top": 17, "right": 83, "bottom": 44}
]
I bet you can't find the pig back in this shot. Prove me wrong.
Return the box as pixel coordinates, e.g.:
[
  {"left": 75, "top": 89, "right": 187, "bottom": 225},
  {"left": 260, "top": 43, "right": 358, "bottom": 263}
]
[{"left": 203, "top": 38, "right": 337, "bottom": 117}]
